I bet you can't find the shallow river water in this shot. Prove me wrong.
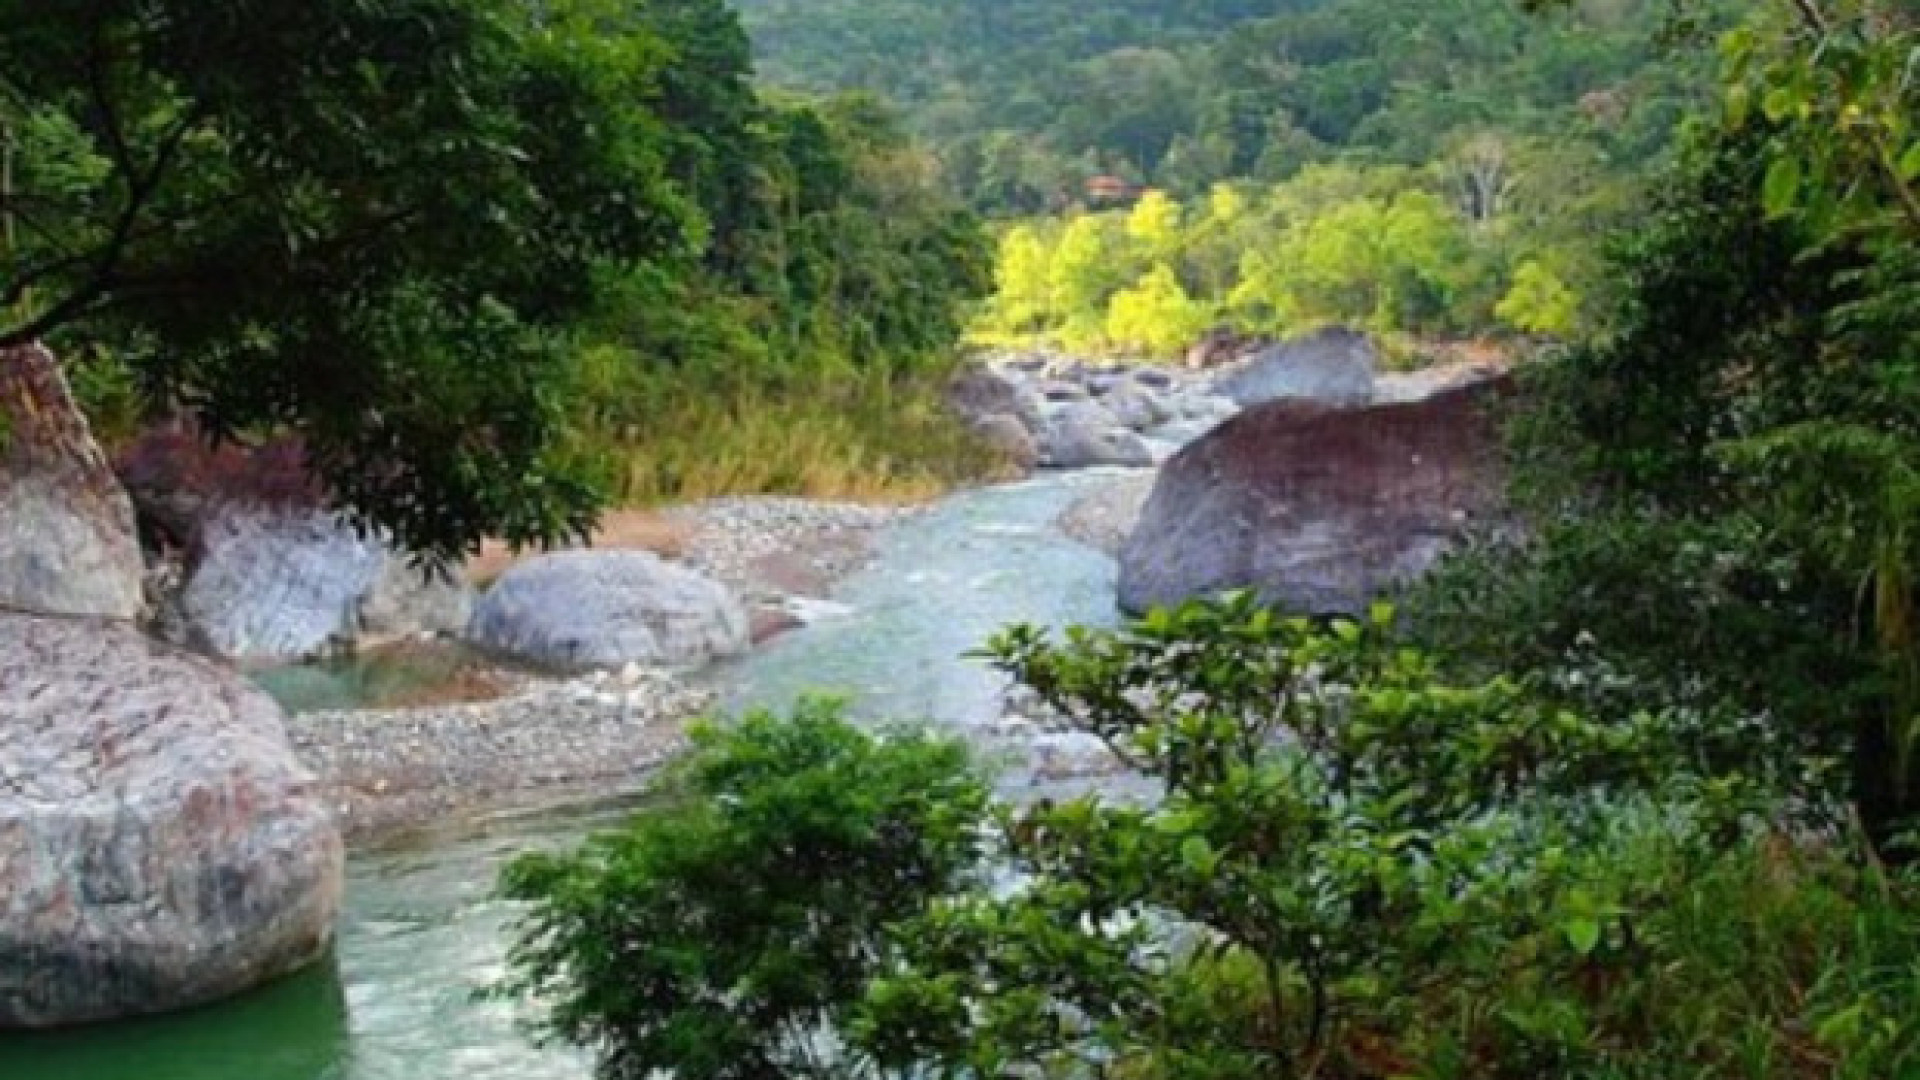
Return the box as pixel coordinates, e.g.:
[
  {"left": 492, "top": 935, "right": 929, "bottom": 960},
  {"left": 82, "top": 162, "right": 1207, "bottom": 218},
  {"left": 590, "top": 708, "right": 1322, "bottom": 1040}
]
[{"left": 0, "top": 469, "right": 1132, "bottom": 1080}]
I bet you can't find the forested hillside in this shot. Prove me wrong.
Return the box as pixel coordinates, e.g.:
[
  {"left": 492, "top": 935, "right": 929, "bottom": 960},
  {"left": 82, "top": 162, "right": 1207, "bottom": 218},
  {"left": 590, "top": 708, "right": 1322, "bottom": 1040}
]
[
  {"left": 734, "top": 0, "right": 1719, "bottom": 211},
  {"left": 735, "top": 0, "right": 1734, "bottom": 350}
]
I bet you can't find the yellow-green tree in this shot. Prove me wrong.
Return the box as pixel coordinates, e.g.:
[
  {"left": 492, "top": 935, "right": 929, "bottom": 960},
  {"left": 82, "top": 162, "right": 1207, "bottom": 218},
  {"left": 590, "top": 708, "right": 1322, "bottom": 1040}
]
[
  {"left": 1124, "top": 189, "right": 1185, "bottom": 264},
  {"left": 1048, "top": 213, "right": 1131, "bottom": 349},
  {"left": 1230, "top": 188, "right": 1469, "bottom": 334},
  {"left": 989, "top": 224, "right": 1055, "bottom": 332},
  {"left": 1106, "top": 263, "right": 1210, "bottom": 355},
  {"left": 1184, "top": 182, "right": 1255, "bottom": 301},
  {"left": 1495, "top": 258, "right": 1580, "bottom": 335}
]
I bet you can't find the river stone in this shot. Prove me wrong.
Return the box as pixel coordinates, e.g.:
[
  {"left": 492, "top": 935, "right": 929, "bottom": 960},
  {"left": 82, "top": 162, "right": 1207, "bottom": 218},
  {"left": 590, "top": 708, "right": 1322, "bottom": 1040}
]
[
  {"left": 358, "top": 556, "right": 473, "bottom": 641},
  {"left": 177, "top": 507, "right": 471, "bottom": 660},
  {"left": 946, "top": 364, "right": 1026, "bottom": 425},
  {"left": 970, "top": 412, "right": 1040, "bottom": 471},
  {"left": 0, "top": 344, "right": 145, "bottom": 619},
  {"left": 1057, "top": 472, "right": 1156, "bottom": 556},
  {"left": 1119, "top": 375, "right": 1510, "bottom": 615},
  {"left": 0, "top": 613, "right": 344, "bottom": 1028},
  {"left": 1038, "top": 380, "right": 1090, "bottom": 403},
  {"left": 1039, "top": 402, "right": 1155, "bottom": 469},
  {"left": 1185, "top": 327, "right": 1269, "bottom": 370},
  {"left": 467, "top": 550, "right": 750, "bottom": 671},
  {"left": 1373, "top": 358, "right": 1513, "bottom": 404},
  {"left": 1101, "top": 382, "right": 1175, "bottom": 432},
  {"left": 179, "top": 508, "right": 384, "bottom": 660},
  {"left": 1213, "top": 326, "right": 1378, "bottom": 408}
]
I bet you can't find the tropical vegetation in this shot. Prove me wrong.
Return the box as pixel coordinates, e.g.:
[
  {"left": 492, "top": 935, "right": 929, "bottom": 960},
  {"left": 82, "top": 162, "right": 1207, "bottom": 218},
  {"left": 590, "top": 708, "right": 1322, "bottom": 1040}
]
[
  {"left": 0, "top": 0, "right": 994, "bottom": 558},
  {"left": 503, "top": 2, "right": 1920, "bottom": 1077},
  {"left": 736, "top": 0, "right": 1739, "bottom": 351}
]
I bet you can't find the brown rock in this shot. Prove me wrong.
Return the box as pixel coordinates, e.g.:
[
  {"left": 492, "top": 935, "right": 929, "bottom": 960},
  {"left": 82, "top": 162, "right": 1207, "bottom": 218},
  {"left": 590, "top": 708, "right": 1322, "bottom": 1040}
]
[
  {"left": 1184, "top": 326, "right": 1270, "bottom": 370},
  {"left": 1119, "top": 375, "right": 1511, "bottom": 615},
  {"left": 0, "top": 344, "right": 144, "bottom": 618},
  {"left": 749, "top": 605, "right": 807, "bottom": 645},
  {"left": 969, "top": 412, "right": 1040, "bottom": 472},
  {"left": 946, "top": 364, "right": 1027, "bottom": 423}
]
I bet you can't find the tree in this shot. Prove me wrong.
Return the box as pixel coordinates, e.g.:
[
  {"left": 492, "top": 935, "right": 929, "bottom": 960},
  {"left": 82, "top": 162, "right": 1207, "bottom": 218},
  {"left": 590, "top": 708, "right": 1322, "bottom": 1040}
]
[
  {"left": 1447, "top": 131, "right": 1517, "bottom": 227},
  {"left": 1047, "top": 213, "right": 1131, "bottom": 349},
  {"left": 1229, "top": 185, "right": 1470, "bottom": 335},
  {"left": 1496, "top": 257, "right": 1580, "bottom": 335},
  {"left": 0, "top": 0, "right": 692, "bottom": 558},
  {"left": 1123, "top": 188, "right": 1186, "bottom": 264},
  {"left": 988, "top": 224, "right": 1055, "bottom": 333},
  {"left": 856, "top": 596, "right": 1804, "bottom": 1077},
  {"left": 1106, "top": 262, "right": 1208, "bottom": 355},
  {"left": 1475, "top": 0, "right": 1920, "bottom": 853}
]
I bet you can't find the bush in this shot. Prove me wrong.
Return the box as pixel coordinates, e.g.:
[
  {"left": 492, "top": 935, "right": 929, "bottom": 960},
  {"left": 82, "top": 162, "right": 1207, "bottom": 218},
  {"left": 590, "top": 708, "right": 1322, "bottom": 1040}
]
[
  {"left": 854, "top": 594, "right": 1804, "bottom": 1077},
  {"left": 500, "top": 700, "right": 992, "bottom": 1080}
]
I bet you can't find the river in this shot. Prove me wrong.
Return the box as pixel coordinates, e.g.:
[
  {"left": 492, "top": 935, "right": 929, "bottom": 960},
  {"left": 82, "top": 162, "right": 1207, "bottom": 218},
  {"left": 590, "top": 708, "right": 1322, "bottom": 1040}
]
[{"left": 0, "top": 468, "right": 1134, "bottom": 1080}]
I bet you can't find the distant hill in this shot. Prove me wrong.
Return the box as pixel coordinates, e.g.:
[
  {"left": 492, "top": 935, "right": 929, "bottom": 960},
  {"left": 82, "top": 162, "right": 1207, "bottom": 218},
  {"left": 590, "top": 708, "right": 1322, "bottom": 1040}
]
[{"left": 731, "top": 0, "right": 1724, "bottom": 215}]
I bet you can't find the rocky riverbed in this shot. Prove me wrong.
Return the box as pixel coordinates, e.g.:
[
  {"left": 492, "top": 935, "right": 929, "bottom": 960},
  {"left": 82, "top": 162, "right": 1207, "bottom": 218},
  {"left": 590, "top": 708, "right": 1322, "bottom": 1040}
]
[{"left": 280, "top": 496, "right": 914, "bottom": 845}]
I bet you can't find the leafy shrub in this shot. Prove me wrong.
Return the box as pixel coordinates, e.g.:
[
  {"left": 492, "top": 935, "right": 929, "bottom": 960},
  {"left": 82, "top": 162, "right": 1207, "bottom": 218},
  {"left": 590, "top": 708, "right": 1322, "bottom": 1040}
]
[
  {"left": 500, "top": 700, "right": 991, "bottom": 1080},
  {"left": 855, "top": 594, "right": 1794, "bottom": 1077}
]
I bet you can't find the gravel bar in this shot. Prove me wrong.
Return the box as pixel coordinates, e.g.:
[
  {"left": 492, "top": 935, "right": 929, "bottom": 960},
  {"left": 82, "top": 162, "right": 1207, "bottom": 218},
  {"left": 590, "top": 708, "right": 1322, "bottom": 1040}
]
[{"left": 288, "top": 496, "right": 914, "bottom": 846}]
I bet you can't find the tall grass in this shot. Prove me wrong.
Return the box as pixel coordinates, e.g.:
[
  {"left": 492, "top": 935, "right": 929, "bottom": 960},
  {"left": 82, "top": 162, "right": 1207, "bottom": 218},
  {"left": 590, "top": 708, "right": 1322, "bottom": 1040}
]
[{"left": 570, "top": 345, "right": 1011, "bottom": 507}]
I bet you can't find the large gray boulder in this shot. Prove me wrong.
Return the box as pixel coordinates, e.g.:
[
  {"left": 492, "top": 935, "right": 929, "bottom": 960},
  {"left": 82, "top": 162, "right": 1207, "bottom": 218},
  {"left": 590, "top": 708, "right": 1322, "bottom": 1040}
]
[
  {"left": 0, "top": 614, "right": 344, "bottom": 1028},
  {"left": 1120, "top": 376, "right": 1510, "bottom": 616},
  {"left": 1213, "top": 327, "right": 1378, "bottom": 408},
  {"left": 467, "top": 550, "right": 750, "bottom": 671},
  {"left": 177, "top": 507, "right": 471, "bottom": 661},
  {"left": 1373, "top": 359, "right": 1512, "bottom": 404},
  {"left": 0, "top": 344, "right": 145, "bottom": 619}
]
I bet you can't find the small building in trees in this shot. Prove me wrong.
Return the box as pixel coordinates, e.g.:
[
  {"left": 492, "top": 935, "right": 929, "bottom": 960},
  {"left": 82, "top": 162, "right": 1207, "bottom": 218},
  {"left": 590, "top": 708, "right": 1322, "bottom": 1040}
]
[{"left": 1085, "top": 174, "right": 1143, "bottom": 205}]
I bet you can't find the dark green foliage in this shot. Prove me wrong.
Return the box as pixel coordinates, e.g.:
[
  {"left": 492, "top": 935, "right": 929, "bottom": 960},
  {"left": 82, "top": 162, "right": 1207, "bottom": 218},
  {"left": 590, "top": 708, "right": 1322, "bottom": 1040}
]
[
  {"left": 1414, "top": 97, "right": 1920, "bottom": 852},
  {"left": 504, "top": 597, "right": 1920, "bottom": 1078},
  {"left": 733, "top": 0, "right": 1728, "bottom": 214},
  {"left": 1, "top": 0, "right": 996, "bottom": 545},
  {"left": 499, "top": 701, "right": 992, "bottom": 1080},
  {"left": 1, "top": 0, "right": 694, "bottom": 557},
  {"left": 855, "top": 594, "right": 1806, "bottom": 1077}
]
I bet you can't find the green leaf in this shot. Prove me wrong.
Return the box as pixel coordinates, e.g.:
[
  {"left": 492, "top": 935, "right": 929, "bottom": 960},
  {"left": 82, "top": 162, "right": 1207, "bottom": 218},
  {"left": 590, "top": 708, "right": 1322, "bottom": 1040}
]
[
  {"left": 1180, "top": 836, "right": 1218, "bottom": 876},
  {"left": 1762, "top": 156, "right": 1802, "bottom": 220},
  {"left": 1723, "top": 83, "right": 1751, "bottom": 130},
  {"left": 1562, "top": 916, "right": 1602, "bottom": 957},
  {"left": 1761, "top": 84, "right": 1799, "bottom": 124},
  {"left": 1815, "top": 1003, "right": 1868, "bottom": 1047},
  {"left": 1898, "top": 141, "right": 1920, "bottom": 183}
]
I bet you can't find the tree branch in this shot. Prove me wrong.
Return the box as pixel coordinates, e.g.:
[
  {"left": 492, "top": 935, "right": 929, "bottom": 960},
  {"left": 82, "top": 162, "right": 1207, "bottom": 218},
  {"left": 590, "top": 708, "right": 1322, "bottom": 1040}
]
[
  {"left": 1788, "top": 0, "right": 1829, "bottom": 34},
  {"left": 83, "top": 19, "right": 136, "bottom": 183},
  {"left": 0, "top": 103, "right": 207, "bottom": 348}
]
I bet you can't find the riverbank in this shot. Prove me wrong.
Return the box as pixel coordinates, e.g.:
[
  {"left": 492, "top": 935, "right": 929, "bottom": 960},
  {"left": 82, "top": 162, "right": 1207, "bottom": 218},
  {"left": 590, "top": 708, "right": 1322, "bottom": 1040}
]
[{"left": 285, "top": 496, "right": 915, "bottom": 846}]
